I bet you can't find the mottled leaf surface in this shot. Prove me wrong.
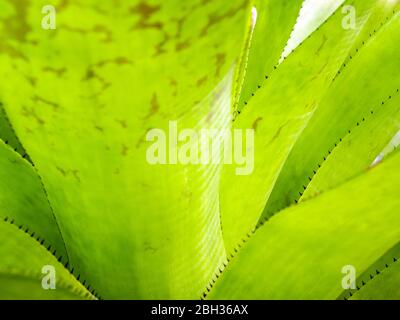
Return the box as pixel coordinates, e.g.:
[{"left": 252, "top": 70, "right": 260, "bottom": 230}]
[{"left": 0, "top": 0, "right": 249, "bottom": 298}]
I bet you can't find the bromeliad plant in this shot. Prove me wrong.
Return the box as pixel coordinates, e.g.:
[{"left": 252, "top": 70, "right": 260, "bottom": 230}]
[{"left": 0, "top": 0, "right": 399, "bottom": 300}]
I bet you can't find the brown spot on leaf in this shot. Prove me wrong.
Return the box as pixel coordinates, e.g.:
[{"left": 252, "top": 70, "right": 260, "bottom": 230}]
[
  {"left": 3, "top": 0, "right": 31, "bottom": 42},
  {"left": 215, "top": 53, "right": 226, "bottom": 77},
  {"left": 252, "top": 117, "right": 263, "bottom": 132},
  {"left": 58, "top": 0, "right": 70, "bottom": 12},
  {"left": 42, "top": 67, "right": 67, "bottom": 77},
  {"left": 32, "top": 95, "right": 59, "bottom": 109},
  {"left": 56, "top": 166, "right": 80, "bottom": 182},
  {"left": 174, "top": 16, "right": 186, "bottom": 39},
  {"left": 316, "top": 34, "right": 327, "bottom": 56},
  {"left": 25, "top": 76, "right": 37, "bottom": 86},
  {"left": 136, "top": 129, "right": 151, "bottom": 149},
  {"left": 56, "top": 166, "right": 66, "bottom": 176},
  {"left": 21, "top": 107, "right": 45, "bottom": 126},
  {"left": 93, "top": 25, "right": 113, "bottom": 42},
  {"left": 94, "top": 125, "right": 104, "bottom": 132},
  {"left": 71, "top": 170, "right": 81, "bottom": 182},
  {"left": 200, "top": 1, "right": 247, "bottom": 37},
  {"left": 143, "top": 241, "right": 158, "bottom": 253},
  {"left": 83, "top": 68, "right": 111, "bottom": 97},
  {"left": 176, "top": 39, "right": 190, "bottom": 51},
  {"left": 113, "top": 57, "right": 134, "bottom": 66},
  {"left": 196, "top": 76, "right": 208, "bottom": 87},
  {"left": 61, "top": 25, "right": 113, "bottom": 43},
  {"left": 121, "top": 144, "right": 129, "bottom": 156},
  {"left": 90, "top": 57, "right": 133, "bottom": 71},
  {"left": 169, "top": 78, "right": 178, "bottom": 96},
  {"left": 131, "top": 1, "right": 162, "bottom": 30},
  {"left": 267, "top": 121, "right": 289, "bottom": 146},
  {"left": 309, "top": 62, "right": 328, "bottom": 82},
  {"left": 117, "top": 119, "right": 128, "bottom": 128},
  {"left": 84, "top": 69, "right": 96, "bottom": 80},
  {"left": 144, "top": 94, "right": 160, "bottom": 119},
  {"left": 0, "top": 0, "right": 31, "bottom": 59},
  {"left": 154, "top": 32, "right": 170, "bottom": 56},
  {"left": 0, "top": 43, "right": 27, "bottom": 60}
]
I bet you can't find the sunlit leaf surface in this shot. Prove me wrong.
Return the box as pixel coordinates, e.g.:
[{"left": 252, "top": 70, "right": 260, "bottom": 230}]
[{"left": 0, "top": 0, "right": 398, "bottom": 300}]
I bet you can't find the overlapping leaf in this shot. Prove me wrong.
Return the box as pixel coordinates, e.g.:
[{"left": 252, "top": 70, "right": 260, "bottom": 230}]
[
  {"left": 234, "top": 0, "right": 303, "bottom": 112},
  {"left": 209, "top": 150, "right": 400, "bottom": 299},
  {"left": 0, "top": 139, "right": 68, "bottom": 259},
  {"left": 0, "top": 220, "right": 93, "bottom": 299},
  {"left": 0, "top": 0, "right": 250, "bottom": 299},
  {"left": 263, "top": 3, "right": 400, "bottom": 219},
  {"left": 0, "top": 0, "right": 398, "bottom": 300},
  {"left": 220, "top": 0, "right": 379, "bottom": 252}
]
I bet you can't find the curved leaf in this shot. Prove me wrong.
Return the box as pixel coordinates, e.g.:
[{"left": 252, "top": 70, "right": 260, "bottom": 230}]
[
  {"left": 302, "top": 90, "right": 400, "bottom": 200},
  {"left": 0, "top": 0, "right": 249, "bottom": 299},
  {"left": 347, "top": 259, "right": 400, "bottom": 300},
  {"left": 0, "top": 139, "right": 68, "bottom": 259},
  {"left": 208, "top": 150, "right": 400, "bottom": 299},
  {"left": 234, "top": 0, "right": 303, "bottom": 112},
  {"left": 262, "top": 3, "right": 400, "bottom": 220},
  {"left": 0, "top": 103, "right": 30, "bottom": 161},
  {"left": 337, "top": 240, "right": 400, "bottom": 300},
  {"left": 220, "top": 0, "right": 377, "bottom": 252},
  {"left": 281, "top": 0, "right": 344, "bottom": 60},
  {"left": 0, "top": 220, "right": 93, "bottom": 299}
]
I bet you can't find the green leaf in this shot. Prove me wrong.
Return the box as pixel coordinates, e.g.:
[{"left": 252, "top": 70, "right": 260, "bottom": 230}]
[
  {"left": 220, "top": 0, "right": 378, "bottom": 252},
  {"left": 0, "top": 139, "right": 68, "bottom": 259},
  {"left": 0, "top": 220, "right": 93, "bottom": 299},
  {"left": 337, "top": 240, "right": 400, "bottom": 300},
  {"left": 234, "top": 0, "right": 303, "bottom": 112},
  {"left": 208, "top": 149, "right": 400, "bottom": 299},
  {"left": 1, "top": 0, "right": 398, "bottom": 301},
  {"left": 302, "top": 90, "right": 400, "bottom": 201},
  {"left": 261, "top": 2, "right": 400, "bottom": 220},
  {"left": 338, "top": 0, "right": 400, "bottom": 74},
  {"left": 348, "top": 261, "right": 400, "bottom": 300},
  {"left": 0, "top": 0, "right": 249, "bottom": 298},
  {"left": 0, "top": 103, "right": 30, "bottom": 161}
]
